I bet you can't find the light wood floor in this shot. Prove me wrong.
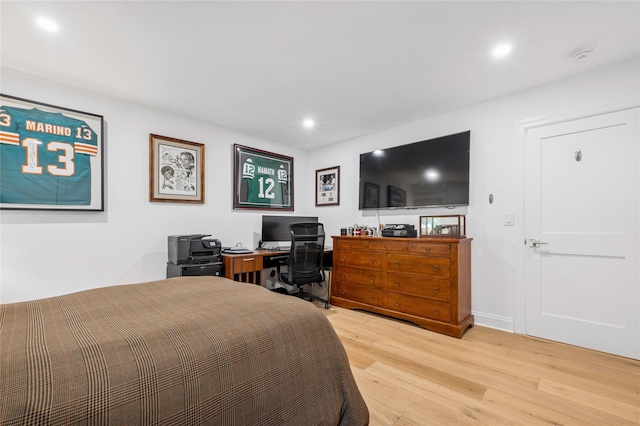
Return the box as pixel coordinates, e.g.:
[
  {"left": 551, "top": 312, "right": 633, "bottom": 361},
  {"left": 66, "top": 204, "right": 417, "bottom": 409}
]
[{"left": 322, "top": 306, "right": 640, "bottom": 426}]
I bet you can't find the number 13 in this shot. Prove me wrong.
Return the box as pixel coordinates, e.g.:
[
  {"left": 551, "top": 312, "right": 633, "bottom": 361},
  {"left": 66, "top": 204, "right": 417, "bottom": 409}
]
[{"left": 21, "top": 138, "right": 75, "bottom": 177}]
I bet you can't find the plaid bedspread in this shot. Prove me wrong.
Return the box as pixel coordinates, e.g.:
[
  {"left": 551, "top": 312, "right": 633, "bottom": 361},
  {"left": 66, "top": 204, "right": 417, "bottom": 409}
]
[{"left": 0, "top": 276, "right": 368, "bottom": 425}]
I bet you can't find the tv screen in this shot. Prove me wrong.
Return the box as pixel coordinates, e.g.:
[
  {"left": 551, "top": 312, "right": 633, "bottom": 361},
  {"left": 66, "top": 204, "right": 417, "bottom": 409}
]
[
  {"left": 359, "top": 131, "right": 470, "bottom": 210},
  {"left": 261, "top": 215, "right": 319, "bottom": 243}
]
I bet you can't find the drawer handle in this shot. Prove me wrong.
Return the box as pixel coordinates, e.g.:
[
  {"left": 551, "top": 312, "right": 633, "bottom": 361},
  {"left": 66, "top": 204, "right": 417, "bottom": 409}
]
[
  {"left": 395, "top": 301, "right": 400, "bottom": 306},
  {"left": 341, "top": 290, "right": 346, "bottom": 295},
  {"left": 434, "top": 287, "right": 439, "bottom": 293},
  {"left": 370, "top": 296, "right": 375, "bottom": 301},
  {"left": 340, "top": 256, "right": 346, "bottom": 262},
  {"left": 370, "top": 258, "right": 375, "bottom": 264},
  {"left": 347, "top": 243, "right": 352, "bottom": 248},
  {"left": 433, "top": 265, "right": 440, "bottom": 271},
  {"left": 341, "top": 273, "right": 346, "bottom": 278},
  {"left": 395, "top": 262, "right": 400, "bottom": 267},
  {"left": 243, "top": 258, "right": 255, "bottom": 262},
  {"left": 370, "top": 277, "right": 374, "bottom": 283},
  {"left": 434, "top": 309, "right": 440, "bottom": 315},
  {"left": 425, "top": 248, "right": 431, "bottom": 252},
  {"left": 383, "top": 245, "right": 387, "bottom": 250},
  {"left": 394, "top": 281, "right": 400, "bottom": 287}
]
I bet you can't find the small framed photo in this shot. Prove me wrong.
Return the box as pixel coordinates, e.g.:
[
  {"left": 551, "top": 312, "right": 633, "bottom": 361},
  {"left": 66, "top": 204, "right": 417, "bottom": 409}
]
[
  {"left": 316, "top": 166, "right": 340, "bottom": 206},
  {"left": 0, "top": 94, "right": 104, "bottom": 211},
  {"left": 233, "top": 144, "right": 293, "bottom": 211},
  {"left": 149, "top": 134, "right": 205, "bottom": 203}
]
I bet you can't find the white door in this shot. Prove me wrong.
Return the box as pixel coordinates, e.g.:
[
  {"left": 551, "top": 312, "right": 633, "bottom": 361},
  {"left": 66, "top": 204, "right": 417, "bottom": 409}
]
[{"left": 525, "top": 107, "right": 639, "bottom": 359}]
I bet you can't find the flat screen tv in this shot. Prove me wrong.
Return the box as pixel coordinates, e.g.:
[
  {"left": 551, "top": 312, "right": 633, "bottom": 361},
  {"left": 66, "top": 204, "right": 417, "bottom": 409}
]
[{"left": 359, "top": 131, "right": 470, "bottom": 210}]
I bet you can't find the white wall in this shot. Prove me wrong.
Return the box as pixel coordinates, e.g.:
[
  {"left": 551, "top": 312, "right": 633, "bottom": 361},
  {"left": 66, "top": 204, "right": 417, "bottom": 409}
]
[
  {"left": 0, "top": 69, "right": 311, "bottom": 303},
  {"left": 307, "top": 59, "right": 639, "bottom": 331},
  {"left": 2, "top": 60, "right": 638, "bottom": 335}
]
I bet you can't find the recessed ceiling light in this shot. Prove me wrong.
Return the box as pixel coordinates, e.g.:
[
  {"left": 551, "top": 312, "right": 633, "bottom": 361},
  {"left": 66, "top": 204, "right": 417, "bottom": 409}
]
[
  {"left": 302, "top": 119, "right": 315, "bottom": 129},
  {"left": 36, "top": 17, "right": 59, "bottom": 32},
  {"left": 492, "top": 43, "right": 512, "bottom": 58}
]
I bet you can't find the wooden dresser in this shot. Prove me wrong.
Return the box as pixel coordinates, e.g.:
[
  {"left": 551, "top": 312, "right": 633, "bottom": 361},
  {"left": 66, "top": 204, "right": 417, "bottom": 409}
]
[{"left": 331, "top": 236, "right": 473, "bottom": 338}]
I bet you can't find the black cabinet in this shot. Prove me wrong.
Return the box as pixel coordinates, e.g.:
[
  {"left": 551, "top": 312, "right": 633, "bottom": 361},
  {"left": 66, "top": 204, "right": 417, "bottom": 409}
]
[{"left": 167, "top": 262, "right": 223, "bottom": 278}]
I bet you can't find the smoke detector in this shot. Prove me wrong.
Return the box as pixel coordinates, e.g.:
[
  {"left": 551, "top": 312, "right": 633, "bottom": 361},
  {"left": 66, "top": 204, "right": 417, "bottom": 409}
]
[{"left": 570, "top": 44, "right": 598, "bottom": 61}]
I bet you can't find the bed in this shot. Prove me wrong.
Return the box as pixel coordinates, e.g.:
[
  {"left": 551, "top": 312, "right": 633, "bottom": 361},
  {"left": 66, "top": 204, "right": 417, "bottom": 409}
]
[{"left": 0, "top": 276, "right": 369, "bottom": 425}]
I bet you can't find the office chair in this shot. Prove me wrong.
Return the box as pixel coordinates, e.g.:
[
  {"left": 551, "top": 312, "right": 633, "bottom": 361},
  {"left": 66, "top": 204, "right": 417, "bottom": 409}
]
[{"left": 276, "top": 222, "right": 330, "bottom": 309}]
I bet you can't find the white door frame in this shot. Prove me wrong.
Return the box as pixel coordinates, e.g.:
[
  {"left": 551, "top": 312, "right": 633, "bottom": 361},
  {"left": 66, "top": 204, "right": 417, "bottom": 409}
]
[{"left": 514, "top": 101, "right": 639, "bottom": 335}]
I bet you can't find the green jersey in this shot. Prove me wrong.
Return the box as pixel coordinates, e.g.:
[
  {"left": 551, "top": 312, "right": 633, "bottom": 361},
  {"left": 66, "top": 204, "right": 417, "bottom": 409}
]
[{"left": 240, "top": 154, "right": 291, "bottom": 208}]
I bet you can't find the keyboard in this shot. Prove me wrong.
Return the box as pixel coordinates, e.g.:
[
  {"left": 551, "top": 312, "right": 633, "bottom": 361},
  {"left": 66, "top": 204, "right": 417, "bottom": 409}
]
[{"left": 264, "top": 246, "right": 290, "bottom": 251}]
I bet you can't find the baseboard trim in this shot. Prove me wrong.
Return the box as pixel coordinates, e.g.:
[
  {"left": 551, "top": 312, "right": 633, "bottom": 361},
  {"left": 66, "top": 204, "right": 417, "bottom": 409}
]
[{"left": 472, "top": 311, "right": 514, "bottom": 333}]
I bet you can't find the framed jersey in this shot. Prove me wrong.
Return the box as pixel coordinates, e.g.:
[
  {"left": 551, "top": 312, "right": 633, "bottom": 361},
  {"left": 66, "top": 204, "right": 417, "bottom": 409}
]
[
  {"left": 0, "top": 94, "right": 104, "bottom": 211},
  {"left": 233, "top": 144, "right": 293, "bottom": 211}
]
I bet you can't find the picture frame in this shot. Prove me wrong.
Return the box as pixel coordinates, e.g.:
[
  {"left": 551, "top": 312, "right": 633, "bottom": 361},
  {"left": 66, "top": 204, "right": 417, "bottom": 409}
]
[
  {"left": 316, "top": 166, "right": 340, "bottom": 206},
  {"left": 387, "top": 185, "right": 406, "bottom": 207},
  {"left": 233, "top": 144, "right": 293, "bottom": 211},
  {"left": 363, "top": 182, "right": 380, "bottom": 209},
  {"left": 149, "top": 134, "right": 205, "bottom": 203},
  {"left": 0, "top": 93, "right": 104, "bottom": 211}
]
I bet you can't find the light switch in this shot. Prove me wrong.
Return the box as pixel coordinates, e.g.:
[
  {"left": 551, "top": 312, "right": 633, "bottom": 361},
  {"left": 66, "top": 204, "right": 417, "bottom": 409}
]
[{"left": 504, "top": 213, "right": 514, "bottom": 226}]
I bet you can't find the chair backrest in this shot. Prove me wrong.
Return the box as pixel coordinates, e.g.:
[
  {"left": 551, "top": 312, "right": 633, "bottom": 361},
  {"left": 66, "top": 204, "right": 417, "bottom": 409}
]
[{"left": 287, "top": 222, "right": 325, "bottom": 281}]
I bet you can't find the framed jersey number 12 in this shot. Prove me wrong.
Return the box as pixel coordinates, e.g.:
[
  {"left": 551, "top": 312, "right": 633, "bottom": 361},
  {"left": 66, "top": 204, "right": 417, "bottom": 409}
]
[
  {"left": 233, "top": 144, "right": 293, "bottom": 211},
  {"left": 0, "top": 94, "right": 104, "bottom": 211}
]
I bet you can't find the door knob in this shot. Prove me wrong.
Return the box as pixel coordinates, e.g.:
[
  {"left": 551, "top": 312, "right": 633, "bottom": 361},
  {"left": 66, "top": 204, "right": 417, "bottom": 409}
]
[{"left": 529, "top": 239, "right": 548, "bottom": 248}]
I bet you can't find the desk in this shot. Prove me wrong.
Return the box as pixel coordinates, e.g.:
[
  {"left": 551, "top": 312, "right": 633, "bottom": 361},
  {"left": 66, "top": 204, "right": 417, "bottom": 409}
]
[{"left": 222, "top": 249, "right": 332, "bottom": 285}]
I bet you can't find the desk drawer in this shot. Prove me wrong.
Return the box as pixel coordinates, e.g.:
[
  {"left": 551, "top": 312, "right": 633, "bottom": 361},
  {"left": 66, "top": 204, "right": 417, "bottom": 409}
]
[{"left": 230, "top": 256, "right": 263, "bottom": 274}]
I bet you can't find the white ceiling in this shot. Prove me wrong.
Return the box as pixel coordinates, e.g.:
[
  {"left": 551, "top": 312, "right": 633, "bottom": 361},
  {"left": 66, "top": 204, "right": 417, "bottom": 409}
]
[{"left": 2, "top": 1, "right": 639, "bottom": 149}]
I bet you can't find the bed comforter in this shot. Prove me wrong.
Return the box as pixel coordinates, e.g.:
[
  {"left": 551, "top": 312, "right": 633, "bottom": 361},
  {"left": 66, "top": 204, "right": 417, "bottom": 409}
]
[{"left": 0, "top": 276, "right": 368, "bottom": 425}]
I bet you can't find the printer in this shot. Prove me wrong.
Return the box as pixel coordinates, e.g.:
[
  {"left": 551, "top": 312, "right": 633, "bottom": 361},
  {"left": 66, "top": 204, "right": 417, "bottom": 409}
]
[{"left": 167, "top": 234, "right": 224, "bottom": 278}]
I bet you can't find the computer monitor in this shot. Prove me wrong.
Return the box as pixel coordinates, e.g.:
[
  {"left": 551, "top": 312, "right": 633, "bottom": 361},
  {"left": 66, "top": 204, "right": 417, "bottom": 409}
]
[{"left": 261, "top": 215, "right": 318, "bottom": 247}]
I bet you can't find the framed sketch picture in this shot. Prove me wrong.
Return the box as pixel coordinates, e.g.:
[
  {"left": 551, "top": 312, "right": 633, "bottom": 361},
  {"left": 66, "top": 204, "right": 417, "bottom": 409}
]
[
  {"left": 233, "top": 144, "right": 293, "bottom": 211},
  {"left": 0, "top": 94, "right": 104, "bottom": 211},
  {"left": 149, "top": 134, "right": 205, "bottom": 203},
  {"left": 316, "top": 166, "right": 340, "bottom": 206}
]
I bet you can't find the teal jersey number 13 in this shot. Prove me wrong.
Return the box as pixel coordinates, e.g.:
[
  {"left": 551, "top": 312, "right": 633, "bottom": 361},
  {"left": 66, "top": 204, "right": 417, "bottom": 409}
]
[{"left": 0, "top": 106, "right": 98, "bottom": 205}]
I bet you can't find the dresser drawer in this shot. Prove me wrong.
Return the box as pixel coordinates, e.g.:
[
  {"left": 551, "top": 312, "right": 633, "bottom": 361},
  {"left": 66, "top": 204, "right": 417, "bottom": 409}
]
[
  {"left": 387, "top": 292, "right": 451, "bottom": 322},
  {"left": 335, "top": 239, "right": 368, "bottom": 250},
  {"left": 407, "top": 242, "right": 451, "bottom": 256},
  {"left": 335, "top": 266, "right": 383, "bottom": 287},
  {"left": 368, "top": 240, "right": 406, "bottom": 252},
  {"left": 387, "top": 254, "right": 451, "bottom": 277},
  {"left": 335, "top": 251, "right": 383, "bottom": 268},
  {"left": 387, "top": 273, "right": 451, "bottom": 301},
  {"left": 335, "top": 282, "right": 383, "bottom": 307}
]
